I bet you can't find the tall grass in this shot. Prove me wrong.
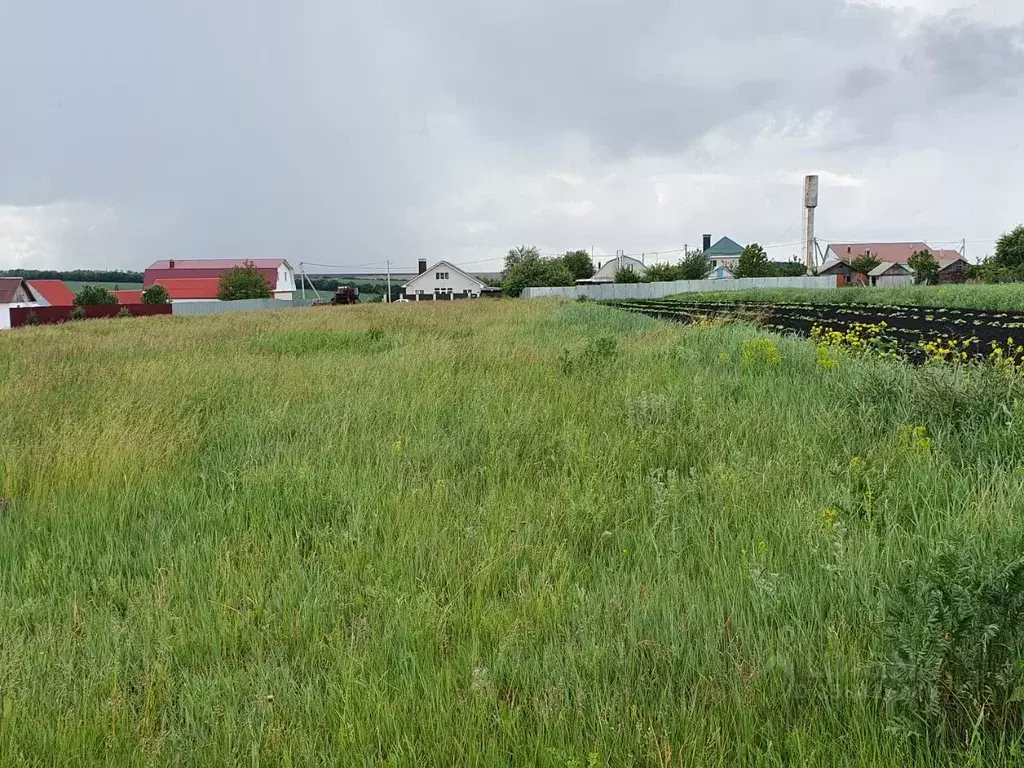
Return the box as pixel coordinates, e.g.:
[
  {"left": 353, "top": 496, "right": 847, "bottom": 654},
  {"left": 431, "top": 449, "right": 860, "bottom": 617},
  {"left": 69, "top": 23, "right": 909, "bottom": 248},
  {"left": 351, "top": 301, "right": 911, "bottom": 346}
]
[
  {"left": 670, "top": 282, "right": 1024, "bottom": 310},
  {"left": 1, "top": 299, "right": 1023, "bottom": 765}
]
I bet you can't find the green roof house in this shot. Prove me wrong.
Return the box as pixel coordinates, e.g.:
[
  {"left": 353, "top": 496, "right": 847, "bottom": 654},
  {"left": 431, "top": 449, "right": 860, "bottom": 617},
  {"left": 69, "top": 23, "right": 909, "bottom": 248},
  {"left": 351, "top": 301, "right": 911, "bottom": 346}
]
[{"left": 704, "top": 237, "right": 744, "bottom": 269}]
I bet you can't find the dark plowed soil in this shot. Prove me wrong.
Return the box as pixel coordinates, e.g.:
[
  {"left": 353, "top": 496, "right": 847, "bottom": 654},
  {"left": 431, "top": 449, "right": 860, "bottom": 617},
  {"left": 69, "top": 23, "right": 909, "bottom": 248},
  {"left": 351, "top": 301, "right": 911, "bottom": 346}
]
[{"left": 614, "top": 299, "right": 1024, "bottom": 364}]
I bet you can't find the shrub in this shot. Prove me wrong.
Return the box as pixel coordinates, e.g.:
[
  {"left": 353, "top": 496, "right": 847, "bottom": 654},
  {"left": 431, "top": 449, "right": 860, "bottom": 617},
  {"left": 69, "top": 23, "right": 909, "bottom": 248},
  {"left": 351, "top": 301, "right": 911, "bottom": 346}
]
[
  {"left": 218, "top": 261, "right": 273, "bottom": 301},
  {"left": 879, "top": 537, "right": 1024, "bottom": 741},
  {"left": 613, "top": 267, "right": 641, "bottom": 283},
  {"left": 142, "top": 284, "right": 171, "bottom": 304},
  {"left": 73, "top": 285, "right": 118, "bottom": 306}
]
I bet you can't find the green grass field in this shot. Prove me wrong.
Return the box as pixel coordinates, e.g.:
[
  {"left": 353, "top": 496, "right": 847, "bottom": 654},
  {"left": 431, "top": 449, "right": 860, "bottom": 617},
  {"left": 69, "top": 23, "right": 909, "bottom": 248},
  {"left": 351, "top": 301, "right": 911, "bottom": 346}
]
[
  {"left": 2, "top": 300, "right": 1023, "bottom": 765},
  {"left": 670, "top": 282, "right": 1024, "bottom": 310},
  {"left": 64, "top": 281, "right": 144, "bottom": 293}
]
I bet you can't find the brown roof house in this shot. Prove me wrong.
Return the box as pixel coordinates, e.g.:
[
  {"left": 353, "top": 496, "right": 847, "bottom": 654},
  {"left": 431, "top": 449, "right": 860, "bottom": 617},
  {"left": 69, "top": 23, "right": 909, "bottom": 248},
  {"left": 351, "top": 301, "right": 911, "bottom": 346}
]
[
  {"left": 819, "top": 243, "right": 969, "bottom": 285},
  {"left": 0, "top": 278, "right": 41, "bottom": 330}
]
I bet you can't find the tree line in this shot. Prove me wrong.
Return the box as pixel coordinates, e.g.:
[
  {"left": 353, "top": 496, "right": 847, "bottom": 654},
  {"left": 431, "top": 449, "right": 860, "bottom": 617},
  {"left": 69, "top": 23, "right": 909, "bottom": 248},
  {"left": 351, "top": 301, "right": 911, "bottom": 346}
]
[{"left": 0, "top": 268, "right": 145, "bottom": 283}]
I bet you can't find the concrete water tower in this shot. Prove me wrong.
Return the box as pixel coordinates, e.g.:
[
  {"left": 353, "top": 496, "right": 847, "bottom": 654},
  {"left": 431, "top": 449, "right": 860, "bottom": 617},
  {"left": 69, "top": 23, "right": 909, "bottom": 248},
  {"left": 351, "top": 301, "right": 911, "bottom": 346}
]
[{"left": 804, "top": 175, "right": 819, "bottom": 272}]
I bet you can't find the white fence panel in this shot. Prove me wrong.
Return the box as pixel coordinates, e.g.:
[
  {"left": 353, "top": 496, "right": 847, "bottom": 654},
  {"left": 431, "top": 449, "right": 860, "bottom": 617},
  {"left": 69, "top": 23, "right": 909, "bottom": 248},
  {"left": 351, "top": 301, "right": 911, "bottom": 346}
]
[{"left": 520, "top": 276, "right": 837, "bottom": 300}]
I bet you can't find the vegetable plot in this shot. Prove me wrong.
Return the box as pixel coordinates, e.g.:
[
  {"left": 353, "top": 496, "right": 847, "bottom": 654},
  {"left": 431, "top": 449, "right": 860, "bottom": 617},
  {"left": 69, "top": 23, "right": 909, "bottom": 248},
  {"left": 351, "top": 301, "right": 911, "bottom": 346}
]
[{"left": 614, "top": 299, "right": 1024, "bottom": 365}]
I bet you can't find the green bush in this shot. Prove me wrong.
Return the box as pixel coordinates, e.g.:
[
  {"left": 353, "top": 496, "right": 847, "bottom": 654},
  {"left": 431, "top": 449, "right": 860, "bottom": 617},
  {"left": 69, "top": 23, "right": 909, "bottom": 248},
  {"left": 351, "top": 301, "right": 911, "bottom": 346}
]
[
  {"left": 142, "top": 284, "right": 171, "bottom": 304},
  {"left": 218, "top": 261, "right": 273, "bottom": 301},
  {"left": 73, "top": 285, "right": 118, "bottom": 306},
  {"left": 613, "top": 267, "right": 641, "bottom": 283}
]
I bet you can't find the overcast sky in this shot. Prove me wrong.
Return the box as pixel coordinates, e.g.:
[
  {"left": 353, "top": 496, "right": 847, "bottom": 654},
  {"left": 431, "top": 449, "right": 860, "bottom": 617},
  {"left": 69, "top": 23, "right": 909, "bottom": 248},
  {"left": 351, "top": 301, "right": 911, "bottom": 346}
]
[{"left": 1, "top": 0, "right": 1022, "bottom": 272}]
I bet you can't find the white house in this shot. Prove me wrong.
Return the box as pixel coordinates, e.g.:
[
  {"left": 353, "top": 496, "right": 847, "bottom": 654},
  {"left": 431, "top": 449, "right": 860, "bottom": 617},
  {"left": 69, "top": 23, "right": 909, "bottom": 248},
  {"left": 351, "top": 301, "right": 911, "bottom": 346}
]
[
  {"left": 704, "top": 236, "right": 744, "bottom": 271},
  {"left": 402, "top": 260, "right": 486, "bottom": 300},
  {"left": 708, "top": 264, "right": 735, "bottom": 280},
  {"left": 583, "top": 255, "right": 647, "bottom": 284}
]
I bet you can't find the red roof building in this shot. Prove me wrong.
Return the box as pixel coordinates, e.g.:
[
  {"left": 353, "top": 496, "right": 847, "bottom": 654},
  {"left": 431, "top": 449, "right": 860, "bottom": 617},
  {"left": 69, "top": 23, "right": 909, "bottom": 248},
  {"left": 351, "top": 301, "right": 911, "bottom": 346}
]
[
  {"left": 25, "top": 280, "right": 75, "bottom": 307},
  {"left": 824, "top": 242, "right": 962, "bottom": 265},
  {"left": 112, "top": 290, "right": 144, "bottom": 304},
  {"left": 143, "top": 258, "right": 295, "bottom": 299}
]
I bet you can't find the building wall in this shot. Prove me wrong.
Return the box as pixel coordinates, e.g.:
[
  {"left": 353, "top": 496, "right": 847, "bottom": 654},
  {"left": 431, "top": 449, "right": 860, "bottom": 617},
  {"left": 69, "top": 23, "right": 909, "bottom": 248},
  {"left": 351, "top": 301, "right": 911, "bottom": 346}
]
[
  {"left": 708, "top": 256, "right": 740, "bottom": 270},
  {"left": 874, "top": 274, "right": 914, "bottom": 287},
  {"left": 522, "top": 275, "right": 839, "bottom": 299},
  {"left": 403, "top": 268, "right": 482, "bottom": 298},
  {"left": 592, "top": 257, "right": 645, "bottom": 281},
  {"left": 276, "top": 264, "right": 296, "bottom": 293},
  {"left": 939, "top": 262, "right": 967, "bottom": 283}
]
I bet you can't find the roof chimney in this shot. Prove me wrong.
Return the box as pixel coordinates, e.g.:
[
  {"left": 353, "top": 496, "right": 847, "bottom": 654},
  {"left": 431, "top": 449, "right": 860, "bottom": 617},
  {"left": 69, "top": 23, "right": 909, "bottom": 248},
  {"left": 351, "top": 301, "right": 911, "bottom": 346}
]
[
  {"left": 702, "top": 234, "right": 711, "bottom": 252},
  {"left": 169, "top": 259, "right": 175, "bottom": 269},
  {"left": 418, "top": 258, "right": 427, "bottom": 275}
]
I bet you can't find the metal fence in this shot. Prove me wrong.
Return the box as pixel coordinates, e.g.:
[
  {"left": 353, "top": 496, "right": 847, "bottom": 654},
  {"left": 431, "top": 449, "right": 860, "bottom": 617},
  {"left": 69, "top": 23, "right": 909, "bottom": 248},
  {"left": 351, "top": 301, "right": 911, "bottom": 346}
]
[
  {"left": 170, "top": 298, "right": 317, "bottom": 316},
  {"left": 521, "top": 275, "right": 839, "bottom": 300}
]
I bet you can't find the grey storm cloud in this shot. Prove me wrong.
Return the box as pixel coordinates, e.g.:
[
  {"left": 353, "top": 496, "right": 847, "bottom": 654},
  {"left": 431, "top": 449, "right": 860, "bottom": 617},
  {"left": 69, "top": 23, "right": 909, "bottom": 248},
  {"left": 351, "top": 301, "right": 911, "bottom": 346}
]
[{"left": 1, "top": 0, "right": 1023, "bottom": 269}]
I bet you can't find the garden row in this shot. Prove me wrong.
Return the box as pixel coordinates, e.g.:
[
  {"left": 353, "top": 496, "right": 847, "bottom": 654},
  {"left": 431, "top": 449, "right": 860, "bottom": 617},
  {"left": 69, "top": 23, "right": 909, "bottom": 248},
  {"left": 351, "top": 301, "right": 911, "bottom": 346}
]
[{"left": 613, "top": 299, "right": 1024, "bottom": 364}]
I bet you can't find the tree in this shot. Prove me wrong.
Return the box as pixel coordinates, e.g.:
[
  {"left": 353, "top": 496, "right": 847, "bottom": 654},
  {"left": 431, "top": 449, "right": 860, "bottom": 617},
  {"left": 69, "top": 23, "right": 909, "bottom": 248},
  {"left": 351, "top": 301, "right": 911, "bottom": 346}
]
[
  {"left": 732, "top": 243, "right": 771, "bottom": 278},
  {"left": 677, "top": 250, "right": 712, "bottom": 280},
  {"left": 501, "top": 246, "right": 574, "bottom": 297},
  {"left": 218, "top": 261, "right": 273, "bottom": 301},
  {"left": 769, "top": 260, "right": 809, "bottom": 277},
  {"left": 614, "top": 267, "right": 642, "bottom": 283},
  {"left": 850, "top": 253, "right": 881, "bottom": 282},
  {"left": 73, "top": 285, "right": 118, "bottom": 306},
  {"left": 561, "top": 250, "right": 595, "bottom": 281},
  {"left": 908, "top": 250, "right": 940, "bottom": 285},
  {"left": 994, "top": 225, "right": 1024, "bottom": 271},
  {"left": 142, "top": 284, "right": 171, "bottom": 304},
  {"left": 504, "top": 245, "right": 541, "bottom": 271},
  {"left": 643, "top": 262, "right": 681, "bottom": 282}
]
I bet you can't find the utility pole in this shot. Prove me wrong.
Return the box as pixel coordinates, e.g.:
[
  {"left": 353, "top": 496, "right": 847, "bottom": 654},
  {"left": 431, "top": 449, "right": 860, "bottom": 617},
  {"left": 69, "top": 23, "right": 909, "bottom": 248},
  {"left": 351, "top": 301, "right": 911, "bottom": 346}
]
[{"left": 386, "top": 260, "right": 392, "bottom": 303}]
